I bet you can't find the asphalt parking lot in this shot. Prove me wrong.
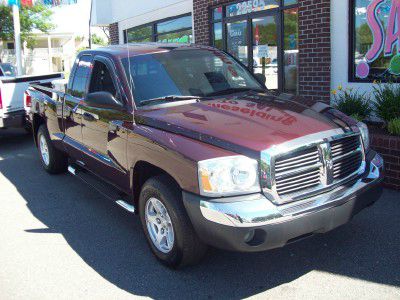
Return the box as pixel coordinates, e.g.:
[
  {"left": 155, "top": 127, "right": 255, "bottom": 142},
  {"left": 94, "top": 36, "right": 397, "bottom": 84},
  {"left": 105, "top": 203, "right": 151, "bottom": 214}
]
[{"left": 0, "top": 128, "right": 400, "bottom": 300}]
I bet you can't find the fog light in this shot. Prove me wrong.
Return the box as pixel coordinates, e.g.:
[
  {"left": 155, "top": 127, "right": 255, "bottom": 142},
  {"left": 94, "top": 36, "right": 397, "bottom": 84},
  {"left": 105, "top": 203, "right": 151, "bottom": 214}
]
[
  {"left": 372, "top": 153, "right": 384, "bottom": 168},
  {"left": 244, "top": 229, "right": 255, "bottom": 243}
]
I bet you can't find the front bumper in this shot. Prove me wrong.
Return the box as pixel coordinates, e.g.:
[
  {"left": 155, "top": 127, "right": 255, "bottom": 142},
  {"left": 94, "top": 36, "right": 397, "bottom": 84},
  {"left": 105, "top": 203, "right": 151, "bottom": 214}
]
[
  {"left": 0, "top": 110, "right": 26, "bottom": 128},
  {"left": 183, "top": 150, "right": 384, "bottom": 252}
]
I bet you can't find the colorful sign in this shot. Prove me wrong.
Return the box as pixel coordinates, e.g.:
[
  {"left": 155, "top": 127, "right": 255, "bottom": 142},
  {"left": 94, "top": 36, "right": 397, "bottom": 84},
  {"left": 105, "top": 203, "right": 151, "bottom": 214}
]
[{"left": 356, "top": 0, "right": 400, "bottom": 78}]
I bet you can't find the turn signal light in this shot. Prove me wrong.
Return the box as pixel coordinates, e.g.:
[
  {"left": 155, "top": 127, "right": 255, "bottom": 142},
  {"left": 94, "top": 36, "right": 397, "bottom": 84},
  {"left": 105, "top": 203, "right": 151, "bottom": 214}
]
[{"left": 24, "top": 91, "right": 32, "bottom": 107}]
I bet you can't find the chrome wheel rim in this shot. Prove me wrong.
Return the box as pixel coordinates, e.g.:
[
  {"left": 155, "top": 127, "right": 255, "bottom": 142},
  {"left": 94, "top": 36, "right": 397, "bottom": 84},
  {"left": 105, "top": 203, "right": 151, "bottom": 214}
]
[
  {"left": 145, "top": 197, "right": 175, "bottom": 254},
  {"left": 39, "top": 134, "right": 50, "bottom": 166}
]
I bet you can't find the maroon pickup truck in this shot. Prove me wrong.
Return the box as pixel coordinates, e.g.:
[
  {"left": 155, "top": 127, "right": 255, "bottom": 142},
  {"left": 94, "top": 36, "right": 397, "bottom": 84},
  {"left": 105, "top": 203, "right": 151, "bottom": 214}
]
[{"left": 27, "top": 44, "right": 384, "bottom": 268}]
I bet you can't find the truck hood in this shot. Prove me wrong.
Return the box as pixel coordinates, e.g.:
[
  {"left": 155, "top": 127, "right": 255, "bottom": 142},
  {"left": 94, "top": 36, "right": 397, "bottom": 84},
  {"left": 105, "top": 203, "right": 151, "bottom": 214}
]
[{"left": 135, "top": 93, "right": 352, "bottom": 156}]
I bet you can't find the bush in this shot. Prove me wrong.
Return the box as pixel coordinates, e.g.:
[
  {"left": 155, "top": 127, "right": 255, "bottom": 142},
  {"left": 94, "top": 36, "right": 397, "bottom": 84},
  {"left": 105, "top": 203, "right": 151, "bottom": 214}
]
[
  {"left": 373, "top": 83, "right": 400, "bottom": 123},
  {"left": 332, "top": 87, "right": 372, "bottom": 121},
  {"left": 388, "top": 118, "right": 400, "bottom": 136}
]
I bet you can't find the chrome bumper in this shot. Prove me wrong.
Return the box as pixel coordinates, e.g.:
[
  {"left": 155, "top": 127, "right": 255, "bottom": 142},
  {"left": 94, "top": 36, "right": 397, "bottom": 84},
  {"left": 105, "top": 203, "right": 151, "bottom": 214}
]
[{"left": 199, "top": 152, "right": 384, "bottom": 228}]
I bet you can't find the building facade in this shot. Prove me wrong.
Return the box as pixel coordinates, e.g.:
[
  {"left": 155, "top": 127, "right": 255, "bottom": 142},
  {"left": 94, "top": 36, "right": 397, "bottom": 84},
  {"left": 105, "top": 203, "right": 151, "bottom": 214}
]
[{"left": 96, "top": 0, "right": 400, "bottom": 105}]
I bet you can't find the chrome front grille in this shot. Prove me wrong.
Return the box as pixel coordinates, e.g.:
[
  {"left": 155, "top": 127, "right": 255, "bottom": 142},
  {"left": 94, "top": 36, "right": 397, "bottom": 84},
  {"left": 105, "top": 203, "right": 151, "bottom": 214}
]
[
  {"left": 261, "top": 131, "right": 366, "bottom": 205},
  {"left": 275, "top": 147, "right": 322, "bottom": 196},
  {"left": 331, "top": 135, "right": 363, "bottom": 180}
]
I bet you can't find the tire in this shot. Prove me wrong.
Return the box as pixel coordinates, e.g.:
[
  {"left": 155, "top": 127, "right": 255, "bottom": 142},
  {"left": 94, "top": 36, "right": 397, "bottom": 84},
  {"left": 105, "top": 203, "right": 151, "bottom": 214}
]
[
  {"left": 37, "top": 125, "right": 68, "bottom": 174},
  {"left": 139, "top": 175, "right": 208, "bottom": 268}
]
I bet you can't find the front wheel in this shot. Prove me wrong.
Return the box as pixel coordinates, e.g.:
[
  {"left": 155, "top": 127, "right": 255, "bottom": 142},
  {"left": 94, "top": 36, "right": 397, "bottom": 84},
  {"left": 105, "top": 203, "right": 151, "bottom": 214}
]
[
  {"left": 139, "top": 175, "right": 208, "bottom": 268},
  {"left": 37, "top": 125, "right": 68, "bottom": 174}
]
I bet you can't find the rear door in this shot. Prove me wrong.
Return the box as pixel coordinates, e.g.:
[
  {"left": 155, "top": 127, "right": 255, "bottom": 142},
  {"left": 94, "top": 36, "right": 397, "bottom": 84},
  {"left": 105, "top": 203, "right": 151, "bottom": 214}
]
[
  {"left": 63, "top": 55, "right": 93, "bottom": 157},
  {"left": 80, "top": 56, "right": 130, "bottom": 191}
]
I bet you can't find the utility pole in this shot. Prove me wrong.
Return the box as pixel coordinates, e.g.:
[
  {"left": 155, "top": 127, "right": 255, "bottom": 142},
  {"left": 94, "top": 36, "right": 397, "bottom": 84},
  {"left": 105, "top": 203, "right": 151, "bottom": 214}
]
[{"left": 12, "top": 3, "right": 23, "bottom": 76}]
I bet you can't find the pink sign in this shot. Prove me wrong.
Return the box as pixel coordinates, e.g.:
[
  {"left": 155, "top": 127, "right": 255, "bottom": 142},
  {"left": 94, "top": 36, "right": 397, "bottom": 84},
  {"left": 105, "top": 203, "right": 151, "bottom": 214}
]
[{"left": 357, "top": 0, "right": 400, "bottom": 78}]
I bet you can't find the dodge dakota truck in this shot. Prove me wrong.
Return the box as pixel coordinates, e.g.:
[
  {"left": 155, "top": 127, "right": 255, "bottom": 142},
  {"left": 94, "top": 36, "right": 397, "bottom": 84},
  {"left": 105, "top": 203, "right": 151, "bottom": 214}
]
[
  {"left": 0, "top": 64, "right": 63, "bottom": 130},
  {"left": 28, "top": 44, "right": 384, "bottom": 268}
]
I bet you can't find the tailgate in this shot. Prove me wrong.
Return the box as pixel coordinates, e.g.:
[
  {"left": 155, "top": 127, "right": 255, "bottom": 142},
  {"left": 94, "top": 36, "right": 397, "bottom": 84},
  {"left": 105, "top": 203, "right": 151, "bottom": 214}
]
[{"left": 0, "top": 73, "right": 63, "bottom": 115}]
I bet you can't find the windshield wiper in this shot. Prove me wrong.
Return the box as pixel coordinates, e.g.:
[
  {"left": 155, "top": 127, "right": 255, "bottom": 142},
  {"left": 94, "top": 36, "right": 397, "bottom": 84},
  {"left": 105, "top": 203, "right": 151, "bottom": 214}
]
[
  {"left": 140, "top": 95, "right": 202, "bottom": 106},
  {"left": 205, "top": 87, "right": 265, "bottom": 97}
]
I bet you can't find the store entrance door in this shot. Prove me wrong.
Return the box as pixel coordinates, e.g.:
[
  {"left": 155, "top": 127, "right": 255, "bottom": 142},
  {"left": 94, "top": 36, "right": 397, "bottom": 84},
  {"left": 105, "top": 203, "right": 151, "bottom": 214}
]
[{"left": 251, "top": 15, "right": 279, "bottom": 90}]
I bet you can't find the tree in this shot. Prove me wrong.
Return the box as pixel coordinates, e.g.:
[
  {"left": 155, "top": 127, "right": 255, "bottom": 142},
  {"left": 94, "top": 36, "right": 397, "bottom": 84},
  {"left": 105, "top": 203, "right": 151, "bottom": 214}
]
[
  {"left": 0, "top": 4, "right": 55, "bottom": 48},
  {"left": 91, "top": 33, "right": 107, "bottom": 46},
  {"left": 99, "top": 26, "right": 110, "bottom": 44}
]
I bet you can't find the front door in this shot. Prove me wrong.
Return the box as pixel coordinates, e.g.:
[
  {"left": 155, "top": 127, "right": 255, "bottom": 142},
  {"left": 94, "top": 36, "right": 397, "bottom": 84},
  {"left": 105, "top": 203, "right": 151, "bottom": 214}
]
[{"left": 80, "top": 57, "right": 130, "bottom": 191}]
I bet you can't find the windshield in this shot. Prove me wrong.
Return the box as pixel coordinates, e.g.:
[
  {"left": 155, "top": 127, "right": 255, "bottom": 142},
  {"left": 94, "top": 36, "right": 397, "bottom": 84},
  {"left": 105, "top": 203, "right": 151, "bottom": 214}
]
[
  {"left": 0, "top": 63, "right": 17, "bottom": 77},
  {"left": 121, "top": 48, "right": 264, "bottom": 106}
]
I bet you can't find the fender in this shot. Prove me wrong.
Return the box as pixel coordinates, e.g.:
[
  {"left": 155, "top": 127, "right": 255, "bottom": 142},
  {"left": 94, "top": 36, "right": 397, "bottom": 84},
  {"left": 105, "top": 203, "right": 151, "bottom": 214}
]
[{"left": 125, "top": 123, "right": 236, "bottom": 195}]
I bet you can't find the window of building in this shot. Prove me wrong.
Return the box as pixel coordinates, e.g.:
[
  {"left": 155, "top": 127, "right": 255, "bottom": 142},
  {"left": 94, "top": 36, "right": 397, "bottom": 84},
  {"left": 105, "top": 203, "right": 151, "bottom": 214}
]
[
  {"left": 124, "top": 14, "right": 193, "bottom": 44},
  {"left": 350, "top": 0, "right": 400, "bottom": 82},
  {"left": 211, "top": 0, "right": 299, "bottom": 94}
]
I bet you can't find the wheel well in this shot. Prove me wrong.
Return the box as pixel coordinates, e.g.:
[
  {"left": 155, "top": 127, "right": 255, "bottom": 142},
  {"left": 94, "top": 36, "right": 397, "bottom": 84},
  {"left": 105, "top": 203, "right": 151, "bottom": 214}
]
[
  {"left": 32, "top": 114, "right": 45, "bottom": 146},
  {"left": 132, "top": 161, "right": 180, "bottom": 208}
]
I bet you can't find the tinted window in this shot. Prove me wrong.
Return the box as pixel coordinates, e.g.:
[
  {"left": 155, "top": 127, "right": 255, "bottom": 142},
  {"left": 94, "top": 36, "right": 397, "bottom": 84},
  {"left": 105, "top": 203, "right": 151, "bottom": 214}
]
[
  {"left": 126, "top": 25, "right": 152, "bottom": 43},
  {"left": 71, "top": 56, "right": 93, "bottom": 98},
  {"left": 88, "top": 61, "right": 117, "bottom": 98},
  {"left": 157, "top": 15, "right": 192, "bottom": 34},
  {"left": 0, "top": 63, "right": 16, "bottom": 77}
]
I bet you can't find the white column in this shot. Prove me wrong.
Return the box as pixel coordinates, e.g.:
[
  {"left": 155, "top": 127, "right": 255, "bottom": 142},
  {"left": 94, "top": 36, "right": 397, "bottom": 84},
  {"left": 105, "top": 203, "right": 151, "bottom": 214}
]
[
  {"left": 48, "top": 36, "right": 53, "bottom": 72},
  {"left": 12, "top": 4, "right": 23, "bottom": 75}
]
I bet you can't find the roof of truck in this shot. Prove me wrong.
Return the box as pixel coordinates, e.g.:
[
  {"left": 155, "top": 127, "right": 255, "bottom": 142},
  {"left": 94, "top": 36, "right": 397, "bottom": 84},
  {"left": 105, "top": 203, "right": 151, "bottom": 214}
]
[{"left": 80, "top": 43, "right": 216, "bottom": 59}]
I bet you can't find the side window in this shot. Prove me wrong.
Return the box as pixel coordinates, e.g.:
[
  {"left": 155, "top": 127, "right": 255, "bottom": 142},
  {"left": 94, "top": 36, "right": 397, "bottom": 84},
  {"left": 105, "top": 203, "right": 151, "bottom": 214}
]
[
  {"left": 70, "top": 55, "right": 93, "bottom": 98},
  {"left": 88, "top": 61, "right": 118, "bottom": 99}
]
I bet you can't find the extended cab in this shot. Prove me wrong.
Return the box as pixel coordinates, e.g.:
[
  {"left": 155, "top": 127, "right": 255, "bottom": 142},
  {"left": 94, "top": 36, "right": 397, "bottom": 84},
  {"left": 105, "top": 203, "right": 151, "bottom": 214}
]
[
  {"left": 28, "top": 44, "right": 384, "bottom": 268},
  {"left": 0, "top": 63, "right": 63, "bottom": 130}
]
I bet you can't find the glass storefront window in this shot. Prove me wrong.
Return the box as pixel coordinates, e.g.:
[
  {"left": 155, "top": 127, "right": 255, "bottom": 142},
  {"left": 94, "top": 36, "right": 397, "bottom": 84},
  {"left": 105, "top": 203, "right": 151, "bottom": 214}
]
[
  {"left": 126, "top": 25, "right": 152, "bottom": 43},
  {"left": 124, "top": 14, "right": 192, "bottom": 44},
  {"left": 157, "top": 29, "right": 193, "bottom": 43},
  {"left": 252, "top": 16, "right": 278, "bottom": 90},
  {"left": 226, "top": 0, "right": 279, "bottom": 17},
  {"left": 227, "top": 20, "right": 248, "bottom": 66},
  {"left": 351, "top": 0, "right": 400, "bottom": 81},
  {"left": 283, "top": 8, "right": 298, "bottom": 93},
  {"left": 211, "top": 1, "right": 299, "bottom": 94},
  {"left": 213, "top": 22, "right": 223, "bottom": 49},
  {"left": 213, "top": 7, "right": 222, "bottom": 21},
  {"left": 284, "top": 0, "right": 298, "bottom": 5},
  {"left": 157, "top": 15, "right": 192, "bottom": 34}
]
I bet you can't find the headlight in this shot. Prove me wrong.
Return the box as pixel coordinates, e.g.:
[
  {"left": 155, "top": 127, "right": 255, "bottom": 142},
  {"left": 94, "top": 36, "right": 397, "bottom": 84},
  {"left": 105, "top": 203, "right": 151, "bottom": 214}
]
[
  {"left": 198, "top": 156, "right": 260, "bottom": 197},
  {"left": 357, "top": 122, "right": 370, "bottom": 150}
]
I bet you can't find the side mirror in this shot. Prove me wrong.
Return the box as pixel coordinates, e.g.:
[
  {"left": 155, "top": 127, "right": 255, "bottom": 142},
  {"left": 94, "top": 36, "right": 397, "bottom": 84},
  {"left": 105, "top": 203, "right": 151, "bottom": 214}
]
[
  {"left": 85, "top": 92, "right": 122, "bottom": 108},
  {"left": 254, "top": 73, "right": 267, "bottom": 86}
]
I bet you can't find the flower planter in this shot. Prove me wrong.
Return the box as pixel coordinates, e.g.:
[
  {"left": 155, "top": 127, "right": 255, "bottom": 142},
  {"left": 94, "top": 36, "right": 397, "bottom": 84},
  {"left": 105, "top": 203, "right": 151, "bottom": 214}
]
[{"left": 371, "top": 132, "right": 400, "bottom": 190}]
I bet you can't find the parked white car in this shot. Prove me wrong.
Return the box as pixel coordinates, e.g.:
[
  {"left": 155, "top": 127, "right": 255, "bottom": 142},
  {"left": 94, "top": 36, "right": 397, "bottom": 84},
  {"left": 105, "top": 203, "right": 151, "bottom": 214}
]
[{"left": 0, "top": 64, "right": 63, "bottom": 130}]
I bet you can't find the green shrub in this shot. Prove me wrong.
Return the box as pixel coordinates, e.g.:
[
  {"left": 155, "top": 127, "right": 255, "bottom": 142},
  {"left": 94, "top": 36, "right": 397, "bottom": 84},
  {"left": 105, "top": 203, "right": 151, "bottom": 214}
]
[
  {"left": 373, "top": 83, "right": 400, "bottom": 123},
  {"left": 388, "top": 118, "right": 400, "bottom": 135},
  {"left": 332, "top": 87, "right": 372, "bottom": 121}
]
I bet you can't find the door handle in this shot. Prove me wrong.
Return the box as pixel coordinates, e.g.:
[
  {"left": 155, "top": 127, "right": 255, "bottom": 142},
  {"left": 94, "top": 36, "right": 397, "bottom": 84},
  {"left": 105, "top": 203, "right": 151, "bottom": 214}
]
[{"left": 83, "top": 112, "right": 96, "bottom": 122}]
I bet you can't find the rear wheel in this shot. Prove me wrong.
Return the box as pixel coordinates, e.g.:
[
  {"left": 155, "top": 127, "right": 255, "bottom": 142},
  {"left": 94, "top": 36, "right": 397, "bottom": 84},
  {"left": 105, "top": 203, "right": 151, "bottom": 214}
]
[
  {"left": 139, "top": 175, "right": 207, "bottom": 268},
  {"left": 37, "top": 125, "right": 68, "bottom": 174}
]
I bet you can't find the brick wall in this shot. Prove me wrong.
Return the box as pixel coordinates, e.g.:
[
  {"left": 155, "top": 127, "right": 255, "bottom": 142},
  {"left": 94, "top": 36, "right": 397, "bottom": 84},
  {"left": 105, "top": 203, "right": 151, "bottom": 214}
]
[
  {"left": 371, "top": 133, "right": 400, "bottom": 190},
  {"left": 193, "top": 0, "right": 332, "bottom": 103},
  {"left": 110, "top": 22, "right": 119, "bottom": 45},
  {"left": 298, "top": 0, "right": 331, "bottom": 103}
]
